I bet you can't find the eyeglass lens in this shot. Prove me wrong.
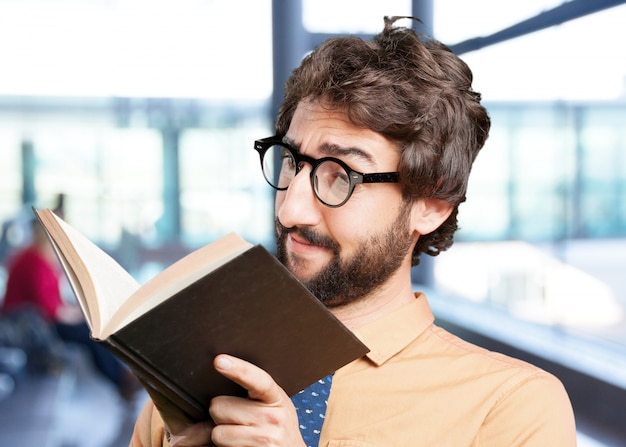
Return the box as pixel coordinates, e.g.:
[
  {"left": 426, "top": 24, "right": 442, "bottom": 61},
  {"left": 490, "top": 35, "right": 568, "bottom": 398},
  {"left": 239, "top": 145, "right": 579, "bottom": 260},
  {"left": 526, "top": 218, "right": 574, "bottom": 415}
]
[{"left": 262, "top": 144, "right": 351, "bottom": 206}]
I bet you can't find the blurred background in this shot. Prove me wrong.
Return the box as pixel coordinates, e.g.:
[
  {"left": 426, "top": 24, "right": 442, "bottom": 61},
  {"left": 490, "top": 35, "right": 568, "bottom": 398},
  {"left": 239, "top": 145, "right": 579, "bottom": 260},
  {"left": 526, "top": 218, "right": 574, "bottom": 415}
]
[{"left": 0, "top": 0, "right": 625, "bottom": 445}]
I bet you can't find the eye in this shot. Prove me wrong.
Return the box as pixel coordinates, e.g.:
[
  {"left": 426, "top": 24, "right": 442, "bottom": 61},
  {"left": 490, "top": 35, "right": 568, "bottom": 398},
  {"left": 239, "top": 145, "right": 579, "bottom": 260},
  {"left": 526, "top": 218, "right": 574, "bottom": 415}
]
[
  {"left": 279, "top": 148, "right": 296, "bottom": 171},
  {"left": 328, "top": 170, "right": 350, "bottom": 193},
  {"left": 313, "top": 160, "right": 351, "bottom": 205}
]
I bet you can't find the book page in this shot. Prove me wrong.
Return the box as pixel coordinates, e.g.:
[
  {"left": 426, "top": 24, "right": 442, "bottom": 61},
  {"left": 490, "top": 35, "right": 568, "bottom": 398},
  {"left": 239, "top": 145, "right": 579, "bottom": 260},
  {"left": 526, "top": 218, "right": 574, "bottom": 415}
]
[
  {"left": 48, "top": 212, "right": 140, "bottom": 338},
  {"left": 45, "top": 233, "right": 94, "bottom": 327},
  {"left": 103, "top": 233, "right": 252, "bottom": 338}
]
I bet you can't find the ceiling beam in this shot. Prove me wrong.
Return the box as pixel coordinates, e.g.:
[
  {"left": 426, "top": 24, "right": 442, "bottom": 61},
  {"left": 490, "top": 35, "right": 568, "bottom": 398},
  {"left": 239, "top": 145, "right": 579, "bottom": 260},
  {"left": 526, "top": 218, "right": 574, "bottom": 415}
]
[{"left": 449, "top": 0, "right": 626, "bottom": 55}]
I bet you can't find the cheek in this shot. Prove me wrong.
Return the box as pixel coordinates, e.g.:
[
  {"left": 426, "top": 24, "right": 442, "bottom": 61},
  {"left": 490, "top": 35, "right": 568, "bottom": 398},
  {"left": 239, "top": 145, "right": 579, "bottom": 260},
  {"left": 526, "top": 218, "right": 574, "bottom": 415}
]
[
  {"left": 274, "top": 190, "right": 286, "bottom": 212},
  {"left": 324, "top": 207, "right": 370, "bottom": 249},
  {"left": 335, "top": 195, "right": 406, "bottom": 242}
]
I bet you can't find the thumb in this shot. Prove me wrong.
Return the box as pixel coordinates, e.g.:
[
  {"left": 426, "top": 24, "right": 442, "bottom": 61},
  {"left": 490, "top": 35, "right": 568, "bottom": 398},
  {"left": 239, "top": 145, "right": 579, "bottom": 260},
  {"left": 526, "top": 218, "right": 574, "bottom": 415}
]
[{"left": 214, "top": 354, "right": 285, "bottom": 404}]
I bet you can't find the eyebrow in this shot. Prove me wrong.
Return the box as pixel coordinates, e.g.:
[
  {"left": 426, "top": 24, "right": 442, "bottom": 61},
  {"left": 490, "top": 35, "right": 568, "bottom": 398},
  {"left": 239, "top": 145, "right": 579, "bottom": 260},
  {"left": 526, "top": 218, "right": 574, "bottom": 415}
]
[{"left": 283, "top": 136, "right": 375, "bottom": 165}]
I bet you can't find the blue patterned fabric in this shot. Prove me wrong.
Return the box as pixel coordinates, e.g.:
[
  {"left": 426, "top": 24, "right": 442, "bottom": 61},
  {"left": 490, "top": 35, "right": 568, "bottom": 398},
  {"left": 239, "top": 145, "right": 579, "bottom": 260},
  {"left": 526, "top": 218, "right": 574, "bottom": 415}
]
[{"left": 291, "top": 374, "right": 333, "bottom": 447}]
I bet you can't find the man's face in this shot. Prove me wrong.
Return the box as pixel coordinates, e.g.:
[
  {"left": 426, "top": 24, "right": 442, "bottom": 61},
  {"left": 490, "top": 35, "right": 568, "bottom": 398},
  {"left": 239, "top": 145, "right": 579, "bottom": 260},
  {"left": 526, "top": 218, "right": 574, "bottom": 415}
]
[{"left": 275, "top": 100, "right": 416, "bottom": 307}]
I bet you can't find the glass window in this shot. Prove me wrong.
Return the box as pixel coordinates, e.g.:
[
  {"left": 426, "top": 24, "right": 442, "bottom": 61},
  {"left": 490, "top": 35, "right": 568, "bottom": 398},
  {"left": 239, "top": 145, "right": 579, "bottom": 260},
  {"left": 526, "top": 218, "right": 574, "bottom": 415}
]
[
  {"left": 0, "top": 129, "right": 22, "bottom": 217},
  {"left": 436, "top": 2, "right": 626, "bottom": 102},
  {"left": 0, "top": 0, "right": 272, "bottom": 99},
  {"left": 433, "top": 1, "right": 626, "bottom": 361},
  {"left": 28, "top": 126, "right": 162, "bottom": 245},
  {"left": 303, "top": 0, "right": 411, "bottom": 33},
  {"left": 179, "top": 123, "right": 274, "bottom": 247}
]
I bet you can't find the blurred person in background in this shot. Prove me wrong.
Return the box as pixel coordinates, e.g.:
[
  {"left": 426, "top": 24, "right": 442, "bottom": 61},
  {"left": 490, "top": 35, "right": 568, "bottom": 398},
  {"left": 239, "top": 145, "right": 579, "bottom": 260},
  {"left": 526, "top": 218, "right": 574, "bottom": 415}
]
[{"left": 1, "top": 216, "right": 139, "bottom": 402}]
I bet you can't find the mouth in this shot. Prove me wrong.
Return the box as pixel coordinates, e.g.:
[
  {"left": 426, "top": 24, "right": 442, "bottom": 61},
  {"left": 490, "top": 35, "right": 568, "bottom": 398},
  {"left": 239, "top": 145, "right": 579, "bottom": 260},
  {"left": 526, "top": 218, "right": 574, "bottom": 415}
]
[
  {"left": 281, "top": 230, "right": 336, "bottom": 283},
  {"left": 287, "top": 231, "right": 330, "bottom": 256},
  {"left": 276, "top": 222, "right": 338, "bottom": 268}
]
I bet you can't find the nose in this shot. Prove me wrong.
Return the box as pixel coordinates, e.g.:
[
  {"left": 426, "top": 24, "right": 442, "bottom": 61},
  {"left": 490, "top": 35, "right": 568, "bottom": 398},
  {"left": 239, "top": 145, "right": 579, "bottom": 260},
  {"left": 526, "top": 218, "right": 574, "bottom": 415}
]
[{"left": 275, "top": 165, "right": 321, "bottom": 228}]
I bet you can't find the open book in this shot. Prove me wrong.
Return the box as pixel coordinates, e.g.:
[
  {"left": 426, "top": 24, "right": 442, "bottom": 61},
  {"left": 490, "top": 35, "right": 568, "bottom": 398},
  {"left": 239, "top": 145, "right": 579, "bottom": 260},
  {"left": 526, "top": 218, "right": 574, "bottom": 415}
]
[{"left": 34, "top": 208, "right": 369, "bottom": 421}]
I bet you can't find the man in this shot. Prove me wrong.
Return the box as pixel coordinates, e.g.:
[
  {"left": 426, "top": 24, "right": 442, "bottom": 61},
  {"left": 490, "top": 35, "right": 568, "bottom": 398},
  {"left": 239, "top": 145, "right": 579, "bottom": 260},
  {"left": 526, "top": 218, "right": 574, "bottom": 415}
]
[{"left": 131, "top": 17, "right": 576, "bottom": 446}]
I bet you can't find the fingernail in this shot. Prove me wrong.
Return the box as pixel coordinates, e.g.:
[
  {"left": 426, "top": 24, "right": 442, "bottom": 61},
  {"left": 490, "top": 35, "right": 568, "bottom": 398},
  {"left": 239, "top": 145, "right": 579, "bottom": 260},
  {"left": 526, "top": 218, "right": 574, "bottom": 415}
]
[{"left": 215, "top": 355, "right": 233, "bottom": 370}]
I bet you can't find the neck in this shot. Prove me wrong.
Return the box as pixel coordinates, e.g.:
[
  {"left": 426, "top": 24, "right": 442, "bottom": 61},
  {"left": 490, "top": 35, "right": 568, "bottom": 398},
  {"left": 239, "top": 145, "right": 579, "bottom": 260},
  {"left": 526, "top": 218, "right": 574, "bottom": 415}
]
[{"left": 329, "top": 267, "right": 416, "bottom": 330}]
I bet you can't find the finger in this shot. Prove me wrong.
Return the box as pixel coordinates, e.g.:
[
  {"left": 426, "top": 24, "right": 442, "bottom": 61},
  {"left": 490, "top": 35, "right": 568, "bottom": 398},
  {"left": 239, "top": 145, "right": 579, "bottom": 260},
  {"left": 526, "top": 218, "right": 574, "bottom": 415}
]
[
  {"left": 210, "top": 401, "right": 304, "bottom": 447},
  {"left": 211, "top": 423, "right": 278, "bottom": 447},
  {"left": 167, "top": 420, "right": 215, "bottom": 447},
  {"left": 213, "top": 354, "right": 283, "bottom": 404},
  {"left": 209, "top": 396, "right": 275, "bottom": 425}
]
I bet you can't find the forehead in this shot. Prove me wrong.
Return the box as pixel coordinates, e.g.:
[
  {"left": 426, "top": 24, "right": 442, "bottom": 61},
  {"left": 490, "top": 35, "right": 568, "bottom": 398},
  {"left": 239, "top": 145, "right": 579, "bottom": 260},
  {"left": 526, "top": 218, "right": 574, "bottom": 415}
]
[{"left": 285, "top": 100, "right": 399, "bottom": 168}]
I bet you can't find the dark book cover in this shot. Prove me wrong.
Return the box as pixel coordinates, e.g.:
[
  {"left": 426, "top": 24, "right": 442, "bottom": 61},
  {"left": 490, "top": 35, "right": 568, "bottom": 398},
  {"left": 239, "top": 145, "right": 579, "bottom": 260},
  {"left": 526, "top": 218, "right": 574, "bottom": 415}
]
[{"left": 103, "top": 245, "right": 369, "bottom": 421}]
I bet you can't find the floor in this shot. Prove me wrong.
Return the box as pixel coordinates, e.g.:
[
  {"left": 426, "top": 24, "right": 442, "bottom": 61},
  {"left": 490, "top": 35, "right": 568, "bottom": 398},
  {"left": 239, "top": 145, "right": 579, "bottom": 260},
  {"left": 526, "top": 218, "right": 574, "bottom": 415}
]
[{"left": 0, "top": 347, "right": 146, "bottom": 447}]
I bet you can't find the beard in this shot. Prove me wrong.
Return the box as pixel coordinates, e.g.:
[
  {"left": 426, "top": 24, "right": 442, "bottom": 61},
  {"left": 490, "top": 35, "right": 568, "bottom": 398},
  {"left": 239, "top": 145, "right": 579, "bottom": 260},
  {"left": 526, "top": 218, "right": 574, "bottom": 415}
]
[{"left": 275, "top": 204, "right": 414, "bottom": 308}]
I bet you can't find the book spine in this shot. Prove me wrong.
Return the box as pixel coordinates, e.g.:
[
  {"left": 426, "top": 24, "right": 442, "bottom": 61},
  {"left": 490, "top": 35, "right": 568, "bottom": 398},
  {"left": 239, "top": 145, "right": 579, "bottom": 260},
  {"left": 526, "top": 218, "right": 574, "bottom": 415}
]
[{"left": 105, "top": 334, "right": 208, "bottom": 422}]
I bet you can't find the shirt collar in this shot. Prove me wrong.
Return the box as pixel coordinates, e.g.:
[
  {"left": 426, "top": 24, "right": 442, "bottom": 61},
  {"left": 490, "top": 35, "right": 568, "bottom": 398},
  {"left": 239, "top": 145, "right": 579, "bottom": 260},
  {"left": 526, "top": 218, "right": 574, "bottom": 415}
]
[{"left": 353, "top": 293, "right": 434, "bottom": 366}]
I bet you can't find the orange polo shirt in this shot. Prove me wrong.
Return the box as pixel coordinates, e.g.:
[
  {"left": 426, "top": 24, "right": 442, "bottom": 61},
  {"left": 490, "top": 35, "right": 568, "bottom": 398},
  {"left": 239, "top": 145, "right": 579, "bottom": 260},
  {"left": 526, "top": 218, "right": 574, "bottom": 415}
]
[
  {"left": 320, "top": 293, "right": 576, "bottom": 446},
  {"left": 130, "top": 293, "right": 576, "bottom": 446}
]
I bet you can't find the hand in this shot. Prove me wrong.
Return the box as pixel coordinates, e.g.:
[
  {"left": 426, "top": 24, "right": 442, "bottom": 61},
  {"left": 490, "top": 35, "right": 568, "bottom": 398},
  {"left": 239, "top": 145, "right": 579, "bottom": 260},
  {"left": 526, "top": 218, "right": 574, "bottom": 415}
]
[
  {"left": 135, "top": 377, "right": 215, "bottom": 447},
  {"left": 208, "top": 354, "right": 306, "bottom": 447},
  {"left": 157, "top": 354, "right": 305, "bottom": 447}
]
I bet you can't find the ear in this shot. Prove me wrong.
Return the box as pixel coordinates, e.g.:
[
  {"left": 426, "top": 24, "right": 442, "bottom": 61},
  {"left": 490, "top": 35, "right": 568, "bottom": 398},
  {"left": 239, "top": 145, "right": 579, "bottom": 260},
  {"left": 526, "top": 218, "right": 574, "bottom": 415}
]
[{"left": 410, "top": 198, "right": 454, "bottom": 236}]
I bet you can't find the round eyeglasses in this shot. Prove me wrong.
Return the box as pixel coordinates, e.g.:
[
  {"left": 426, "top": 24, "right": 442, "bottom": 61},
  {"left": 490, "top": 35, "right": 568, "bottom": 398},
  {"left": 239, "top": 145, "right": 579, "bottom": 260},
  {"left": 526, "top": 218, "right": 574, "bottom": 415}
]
[{"left": 254, "top": 136, "right": 400, "bottom": 208}]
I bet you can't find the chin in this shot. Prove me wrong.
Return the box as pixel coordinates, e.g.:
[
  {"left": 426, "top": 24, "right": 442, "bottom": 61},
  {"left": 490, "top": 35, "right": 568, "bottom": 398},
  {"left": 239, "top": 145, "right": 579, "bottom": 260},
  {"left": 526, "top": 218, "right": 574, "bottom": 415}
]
[
  {"left": 288, "top": 261, "right": 317, "bottom": 283},
  {"left": 285, "top": 254, "right": 324, "bottom": 283}
]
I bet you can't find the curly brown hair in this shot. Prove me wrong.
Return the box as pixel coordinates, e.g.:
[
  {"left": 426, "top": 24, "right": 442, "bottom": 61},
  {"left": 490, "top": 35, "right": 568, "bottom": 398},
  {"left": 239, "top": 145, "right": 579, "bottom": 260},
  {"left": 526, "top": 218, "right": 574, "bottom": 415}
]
[{"left": 275, "top": 17, "right": 491, "bottom": 266}]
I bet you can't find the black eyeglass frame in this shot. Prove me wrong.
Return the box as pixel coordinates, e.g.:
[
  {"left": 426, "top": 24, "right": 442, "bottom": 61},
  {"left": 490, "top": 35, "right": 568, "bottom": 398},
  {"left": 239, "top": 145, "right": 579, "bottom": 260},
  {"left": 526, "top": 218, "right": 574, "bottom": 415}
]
[{"left": 254, "top": 136, "right": 400, "bottom": 208}]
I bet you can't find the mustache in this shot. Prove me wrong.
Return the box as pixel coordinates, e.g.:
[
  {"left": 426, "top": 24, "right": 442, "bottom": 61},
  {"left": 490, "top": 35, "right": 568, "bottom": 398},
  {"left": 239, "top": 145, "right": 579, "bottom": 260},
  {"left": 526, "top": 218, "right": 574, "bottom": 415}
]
[{"left": 275, "top": 220, "right": 339, "bottom": 253}]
